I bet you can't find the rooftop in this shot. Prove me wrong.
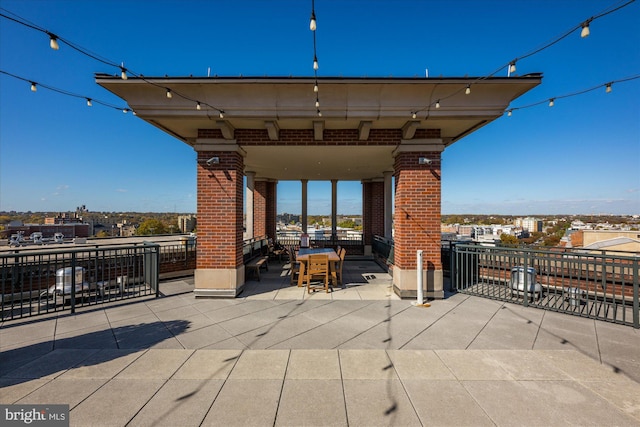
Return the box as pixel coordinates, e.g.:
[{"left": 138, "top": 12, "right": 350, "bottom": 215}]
[{"left": 2, "top": 259, "right": 639, "bottom": 426}]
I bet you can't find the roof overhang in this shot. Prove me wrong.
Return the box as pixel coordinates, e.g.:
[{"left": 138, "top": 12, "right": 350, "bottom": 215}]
[{"left": 96, "top": 75, "right": 542, "bottom": 181}]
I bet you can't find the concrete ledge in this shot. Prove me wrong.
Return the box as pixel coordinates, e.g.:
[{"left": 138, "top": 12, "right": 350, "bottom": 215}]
[
  {"left": 392, "top": 267, "right": 444, "bottom": 299},
  {"left": 194, "top": 287, "right": 244, "bottom": 298},
  {"left": 194, "top": 267, "right": 244, "bottom": 298}
]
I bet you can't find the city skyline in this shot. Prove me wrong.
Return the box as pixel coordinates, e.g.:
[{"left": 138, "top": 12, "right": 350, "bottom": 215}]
[{"left": 1, "top": 1, "right": 638, "bottom": 215}]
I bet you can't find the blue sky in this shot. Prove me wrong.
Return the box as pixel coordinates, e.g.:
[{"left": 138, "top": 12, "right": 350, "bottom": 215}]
[{"left": 1, "top": 0, "right": 638, "bottom": 216}]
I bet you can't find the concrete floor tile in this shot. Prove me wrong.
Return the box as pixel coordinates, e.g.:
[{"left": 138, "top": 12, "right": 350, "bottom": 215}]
[
  {"left": 173, "top": 349, "right": 241, "bottom": 380},
  {"left": 129, "top": 379, "right": 224, "bottom": 427},
  {"left": 60, "top": 349, "right": 144, "bottom": 379},
  {"left": 276, "top": 379, "right": 346, "bottom": 426},
  {"left": 435, "top": 350, "right": 513, "bottom": 380},
  {"left": 234, "top": 315, "right": 323, "bottom": 350},
  {"left": 174, "top": 323, "right": 235, "bottom": 349},
  {"left": 578, "top": 379, "right": 640, "bottom": 422},
  {"left": 70, "top": 378, "right": 165, "bottom": 426},
  {"left": 402, "top": 379, "right": 495, "bottom": 426},
  {"left": 0, "top": 378, "right": 50, "bottom": 404},
  {"left": 286, "top": 349, "right": 341, "bottom": 380},
  {"left": 464, "top": 379, "right": 640, "bottom": 426},
  {"left": 339, "top": 350, "right": 396, "bottom": 380},
  {"left": 343, "top": 379, "right": 421, "bottom": 426},
  {"left": 115, "top": 349, "right": 193, "bottom": 379},
  {"left": 0, "top": 319, "right": 57, "bottom": 348},
  {"left": 0, "top": 341, "right": 54, "bottom": 377},
  {"left": 387, "top": 349, "right": 456, "bottom": 380},
  {"left": 538, "top": 349, "right": 629, "bottom": 381},
  {"left": 228, "top": 349, "right": 289, "bottom": 380},
  {"left": 201, "top": 379, "right": 282, "bottom": 427},
  {"left": 2, "top": 348, "right": 98, "bottom": 380},
  {"left": 55, "top": 311, "right": 110, "bottom": 335},
  {"left": 15, "top": 378, "right": 108, "bottom": 408},
  {"left": 482, "top": 349, "right": 572, "bottom": 380}
]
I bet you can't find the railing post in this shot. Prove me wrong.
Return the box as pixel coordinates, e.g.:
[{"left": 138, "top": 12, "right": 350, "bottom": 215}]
[
  {"left": 634, "top": 258, "right": 639, "bottom": 329},
  {"left": 522, "top": 250, "right": 529, "bottom": 308},
  {"left": 70, "top": 252, "right": 76, "bottom": 314}
]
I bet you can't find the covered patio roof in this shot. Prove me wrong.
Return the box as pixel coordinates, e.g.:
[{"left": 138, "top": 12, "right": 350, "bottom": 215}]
[{"left": 96, "top": 75, "right": 542, "bottom": 181}]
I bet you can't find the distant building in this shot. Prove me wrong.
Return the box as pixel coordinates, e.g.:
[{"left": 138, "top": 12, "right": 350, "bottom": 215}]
[
  {"left": 178, "top": 215, "right": 197, "bottom": 233},
  {"left": 568, "top": 230, "right": 640, "bottom": 253},
  {"left": 515, "top": 217, "right": 542, "bottom": 233}
]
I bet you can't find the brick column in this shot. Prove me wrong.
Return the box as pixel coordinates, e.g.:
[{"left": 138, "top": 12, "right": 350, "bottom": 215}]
[
  {"left": 194, "top": 144, "right": 245, "bottom": 298},
  {"left": 392, "top": 145, "right": 443, "bottom": 299},
  {"left": 254, "top": 180, "right": 268, "bottom": 238},
  {"left": 266, "top": 181, "right": 277, "bottom": 241},
  {"left": 362, "top": 179, "right": 384, "bottom": 255}
]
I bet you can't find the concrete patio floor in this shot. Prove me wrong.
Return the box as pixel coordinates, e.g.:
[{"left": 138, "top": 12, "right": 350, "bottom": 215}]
[{"left": 1, "top": 259, "right": 640, "bottom": 426}]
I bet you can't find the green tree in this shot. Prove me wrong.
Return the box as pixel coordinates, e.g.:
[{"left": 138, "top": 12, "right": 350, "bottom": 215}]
[
  {"left": 136, "top": 219, "right": 167, "bottom": 235},
  {"left": 500, "top": 234, "right": 518, "bottom": 245}
]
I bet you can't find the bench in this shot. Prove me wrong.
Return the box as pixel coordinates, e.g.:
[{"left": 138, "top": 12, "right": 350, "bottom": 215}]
[{"left": 246, "top": 256, "right": 269, "bottom": 281}]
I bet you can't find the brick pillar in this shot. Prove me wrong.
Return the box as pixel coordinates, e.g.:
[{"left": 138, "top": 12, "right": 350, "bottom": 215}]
[
  {"left": 362, "top": 180, "right": 384, "bottom": 255},
  {"left": 254, "top": 180, "right": 267, "bottom": 238},
  {"left": 266, "top": 181, "right": 277, "bottom": 241},
  {"left": 393, "top": 150, "right": 443, "bottom": 299},
  {"left": 194, "top": 148, "right": 245, "bottom": 297}
]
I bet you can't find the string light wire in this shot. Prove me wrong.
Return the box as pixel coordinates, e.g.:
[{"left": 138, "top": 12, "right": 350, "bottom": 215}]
[{"left": 0, "top": 69, "right": 131, "bottom": 112}]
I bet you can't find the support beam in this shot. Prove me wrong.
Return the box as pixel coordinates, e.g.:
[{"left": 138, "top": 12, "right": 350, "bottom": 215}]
[
  {"left": 383, "top": 171, "right": 393, "bottom": 239},
  {"left": 215, "top": 120, "right": 235, "bottom": 140},
  {"left": 401, "top": 120, "right": 420, "bottom": 140},
  {"left": 331, "top": 179, "right": 338, "bottom": 240},
  {"left": 245, "top": 171, "right": 255, "bottom": 239},
  {"left": 264, "top": 120, "right": 280, "bottom": 141},
  {"left": 313, "top": 121, "right": 324, "bottom": 141},
  {"left": 301, "top": 179, "right": 308, "bottom": 234},
  {"left": 358, "top": 121, "right": 372, "bottom": 140}
]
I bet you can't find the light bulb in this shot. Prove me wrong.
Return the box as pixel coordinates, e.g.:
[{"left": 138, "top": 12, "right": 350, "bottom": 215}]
[
  {"left": 86, "top": 98, "right": 92, "bottom": 107},
  {"left": 315, "top": 100, "right": 320, "bottom": 108},
  {"left": 49, "top": 34, "right": 59, "bottom": 50},
  {"left": 507, "top": 110, "right": 512, "bottom": 117},
  {"left": 548, "top": 98, "right": 555, "bottom": 107},
  {"left": 313, "top": 56, "right": 319, "bottom": 70},
  {"left": 465, "top": 85, "right": 471, "bottom": 95},
  {"left": 581, "top": 22, "right": 590, "bottom": 38},
  {"left": 509, "top": 62, "right": 516, "bottom": 74},
  {"left": 196, "top": 102, "right": 201, "bottom": 110},
  {"left": 317, "top": 110, "right": 322, "bottom": 117},
  {"left": 313, "top": 84, "right": 318, "bottom": 92},
  {"left": 435, "top": 100, "right": 440, "bottom": 109},
  {"left": 412, "top": 112, "right": 417, "bottom": 119},
  {"left": 123, "top": 108, "right": 128, "bottom": 113},
  {"left": 120, "top": 65, "right": 127, "bottom": 80},
  {"left": 310, "top": 11, "right": 317, "bottom": 31},
  {"left": 30, "top": 82, "right": 37, "bottom": 92},
  {"left": 166, "top": 89, "right": 172, "bottom": 99},
  {"left": 605, "top": 83, "right": 612, "bottom": 93},
  {"left": 219, "top": 111, "right": 224, "bottom": 118}
]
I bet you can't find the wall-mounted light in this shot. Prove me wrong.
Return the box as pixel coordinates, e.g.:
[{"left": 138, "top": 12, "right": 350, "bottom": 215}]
[
  {"left": 419, "top": 157, "right": 432, "bottom": 165},
  {"left": 205, "top": 157, "right": 219, "bottom": 165}
]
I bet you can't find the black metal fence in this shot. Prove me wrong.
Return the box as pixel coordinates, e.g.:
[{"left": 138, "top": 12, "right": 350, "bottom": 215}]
[
  {"left": 450, "top": 243, "right": 639, "bottom": 328},
  {"left": 1, "top": 242, "right": 160, "bottom": 320}
]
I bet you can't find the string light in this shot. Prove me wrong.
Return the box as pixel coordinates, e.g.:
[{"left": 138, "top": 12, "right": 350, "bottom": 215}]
[
  {"left": 120, "top": 65, "right": 127, "bottom": 80},
  {"left": 581, "top": 20, "right": 591, "bottom": 38},
  {"left": 605, "top": 83, "right": 612, "bottom": 93},
  {"left": 548, "top": 98, "right": 555, "bottom": 107},
  {"left": 219, "top": 111, "right": 224, "bottom": 118},
  {"left": 313, "top": 83, "right": 318, "bottom": 92},
  {"left": 309, "top": 10, "right": 316, "bottom": 31},
  {"left": 507, "top": 110, "right": 512, "bottom": 117},
  {"left": 1, "top": 70, "right": 130, "bottom": 113},
  {"left": 196, "top": 102, "right": 201, "bottom": 110},
  {"left": 166, "top": 89, "right": 172, "bottom": 99},
  {"left": 411, "top": 112, "right": 417, "bottom": 119},
  {"left": 508, "top": 61, "right": 516, "bottom": 74},
  {"left": 315, "top": 99, "right": 320, "bottom": 108},
  {"left": 465, "top": 85, "right": 471, "bottom": 95},
  {"left": 48, "top": 32, "right": 59, "bottom": 50},
  {"left": 435, "top": 100, "right": 440, "bottom": 109},
  {"left": 313, "top": 56, "right": 319, "bottom": 70}
]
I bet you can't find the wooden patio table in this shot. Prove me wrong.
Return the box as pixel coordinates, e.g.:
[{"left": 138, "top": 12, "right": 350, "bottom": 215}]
[{"left": 296, "top": 248, "right": 340, "bottom": 288}]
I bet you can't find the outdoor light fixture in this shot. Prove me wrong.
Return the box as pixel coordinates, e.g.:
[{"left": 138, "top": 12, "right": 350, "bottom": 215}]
[
  {"left": 309, "top": 11, "right": 317, "bottom": 31},
  {"left": 317, "top": 110, "right": 322, "bottom": 117},
  {"left": 313, "top": 84, "right": 318, "bottom": 93},
  {"left": 48, "top": 33, "right": 59, "bottom": 50},
  {"left": 196, "top": 102, "right": 201, "bottom": 110},
  {"left": 549, "top": 98, "right": 555, "bottom": 107},
  {"left": 419, "top": 157, "right": 432, "bottom": 165},
  {"left": 205, "top": 157, "right": 220, "bottom": 166},
  {"left": 606, "top": 83, "right": 612, "bottom": 93},
  {"left": 412, "top": 112, "right": 417, "bottom": 119},
  {"left": 435, "top": 100, "right": 440, "bottom": 109},
  {"left": 120, "top": 65, "right": 127, "bottom": 80},
  {"left": 30, "top": 82, "right": 37, "bottom": 92},
  {"left": 86, "top": 98, "right": 92, "bottom": 107},
  {"left": 507, "top": 110, "right": 512, "bottom": 116},
  {"left": 123, "top": 108, "right": 128, "bottom": 113},
  {"left": 166, "top": 89, "right": 172, "bottom": 99},
  {"left": 465, "top": 85, "right": 471, "bottom": 95},
  {"left": 315, "top": 99, "right": 320, "bottom": 108},
  {"left": 219, "top": 111, "right": 224, "bottom": 118},
  {"left": 581, "top": 20, "right": 591, "bottom": 38},
  {"left": 313, "top": 56, "right": 319, "bottom": 70},
  {"left": 509, "top": 61, "right": 517, "bottom": 75}
]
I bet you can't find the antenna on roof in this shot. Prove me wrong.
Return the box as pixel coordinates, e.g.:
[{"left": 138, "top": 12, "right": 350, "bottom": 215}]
[{"left": 207, "top": 67, "right": 211, "bottom": 77}]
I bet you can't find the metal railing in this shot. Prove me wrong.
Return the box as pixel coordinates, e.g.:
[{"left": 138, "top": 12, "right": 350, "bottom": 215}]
[
  {"left": 451, "top": 243, "right": 639, "bottom": 328},
  {"left": 277, "top": 230, "right": 363, "bottom": 253},
  {"left": 1, "top": 243, "right": 160, "bottom": 320}
]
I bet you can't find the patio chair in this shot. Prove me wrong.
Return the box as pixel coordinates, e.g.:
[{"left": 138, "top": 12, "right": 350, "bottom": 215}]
[
  {"left": 287, "top": 245, "right": 301, "bottom": 286},
  {"left": 303, "top": 253, "right": 330, "bottom": 293},
  {"left": 335, "top": 247, "right": 346, "bottom": 287}
]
